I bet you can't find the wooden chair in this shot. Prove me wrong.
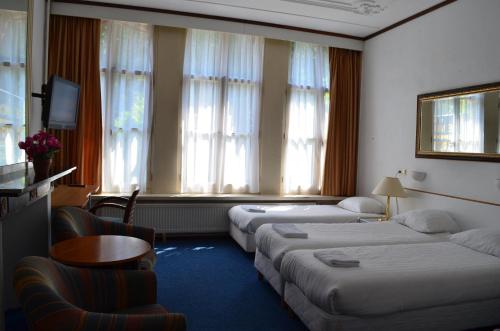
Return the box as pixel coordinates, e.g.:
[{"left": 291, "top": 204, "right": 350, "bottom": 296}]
[{"left": 89, "top": 188, "right": 140, "bottom": 224}]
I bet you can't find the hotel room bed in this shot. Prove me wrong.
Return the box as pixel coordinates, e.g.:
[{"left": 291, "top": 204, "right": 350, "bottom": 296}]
[
  {"left": 229, "top": 203, "right": 384, "bottom": 252},
  {"left": 254, "top": 221, "right": 450, "bottom": 294},
  {"left": 281, "top": 240, "right": 500, "bottom": 331}
]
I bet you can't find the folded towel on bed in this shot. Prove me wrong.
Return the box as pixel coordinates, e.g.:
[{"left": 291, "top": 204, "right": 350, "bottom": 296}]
[
  {"left": 272, "top": 224, "right": 308, "bottom": 238},
  {"left": 313, "top": 250, "right": 360, "bottom": 267},
  {"left": 241, "top": 206, "right": 266, "bottom": 213}
]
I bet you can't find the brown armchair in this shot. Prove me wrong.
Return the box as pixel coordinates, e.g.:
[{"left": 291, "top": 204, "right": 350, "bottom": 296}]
[
  {"left": 89, "top": 188, "right": 140, "bottom": 224},
  {"left": 14, "top": 256, "right": 186, "bottom": 331}
]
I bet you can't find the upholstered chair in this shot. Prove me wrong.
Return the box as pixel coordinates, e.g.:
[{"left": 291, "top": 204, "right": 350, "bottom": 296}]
[
  {"left": 52, "top": 206, "right": 156, "bottom": 270},
  {"left": 14, "top": 256, "right": 186, "bottom": 331}
]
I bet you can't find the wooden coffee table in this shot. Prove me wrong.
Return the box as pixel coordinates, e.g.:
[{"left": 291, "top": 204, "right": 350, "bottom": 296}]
[{"left": 50, "top": 235, "right": 151, "bottom": 268}]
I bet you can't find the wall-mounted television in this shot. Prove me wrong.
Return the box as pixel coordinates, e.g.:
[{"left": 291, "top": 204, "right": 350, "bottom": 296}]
[{"left": 42, "top": 75, "right": 80, "bottom": 130}]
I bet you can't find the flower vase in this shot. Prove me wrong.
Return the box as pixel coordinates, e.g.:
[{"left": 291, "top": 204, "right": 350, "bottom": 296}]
[{"left": 33, "top": 157, "right": 53, "bottom": 181}]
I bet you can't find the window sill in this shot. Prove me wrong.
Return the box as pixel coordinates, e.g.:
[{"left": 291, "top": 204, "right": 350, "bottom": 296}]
[{"left": 91, "top": 193, "right": 344, "bottom": 204}]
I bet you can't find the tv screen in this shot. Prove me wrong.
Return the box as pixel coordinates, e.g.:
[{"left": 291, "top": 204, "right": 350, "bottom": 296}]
[{"left": 42, "top": 75, "right": 80, "bottom": 130}]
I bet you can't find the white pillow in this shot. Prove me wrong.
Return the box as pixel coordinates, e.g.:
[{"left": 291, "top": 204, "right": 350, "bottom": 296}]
[
  {"left": 337, "top": 197, "right": 384, "bottom": 214},
  {"left": 450, "top": 229, "right": 500, "bottom": 258},
  {"left": 392, "top": 209, "right": 460, "bottom": 234}
]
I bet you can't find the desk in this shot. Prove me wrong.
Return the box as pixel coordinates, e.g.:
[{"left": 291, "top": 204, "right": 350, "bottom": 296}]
[
  {"left": 51, "top": 185, "right": 99, "bottom": 208},
  {"left": 50, "top": 235, "right": 151, "bottom": 268}
]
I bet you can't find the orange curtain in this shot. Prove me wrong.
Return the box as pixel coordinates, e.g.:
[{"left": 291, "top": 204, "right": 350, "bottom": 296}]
[
  {"left": 321, "top": 48, "right": 362, "bottom": 196},
  {"left": 47, "top": 15, "right": 102, "bottom": 185}
]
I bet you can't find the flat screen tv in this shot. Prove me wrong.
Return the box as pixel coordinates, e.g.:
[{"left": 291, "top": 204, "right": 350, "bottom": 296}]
[{"left": 42, "top": 75, "right": 80, "bottom": 130}]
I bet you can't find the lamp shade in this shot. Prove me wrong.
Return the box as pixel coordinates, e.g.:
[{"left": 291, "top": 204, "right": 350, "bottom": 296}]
[{"left": 372, "top": 177, "right": 407, "bottom": 198}]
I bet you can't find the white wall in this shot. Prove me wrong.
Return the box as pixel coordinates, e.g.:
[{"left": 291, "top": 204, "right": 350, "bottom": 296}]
[{"left": 358, "top": 0, "right": 500, "bottom": 229}]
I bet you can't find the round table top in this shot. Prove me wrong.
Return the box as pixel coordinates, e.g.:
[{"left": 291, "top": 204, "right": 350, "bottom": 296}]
[{"left": 50, "top": 235, "right": 151, "bottom": 267}]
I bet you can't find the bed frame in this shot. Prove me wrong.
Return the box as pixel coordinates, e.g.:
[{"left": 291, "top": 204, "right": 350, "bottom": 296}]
[
  {"left": 254, "top": 249, "right": 283, "bottom": 295},
  {"left": 229, "top": 222, "right": 256, "bottom": 252},
  {"left": 284, "top": 281, "right": 500, "bottom": 331}
]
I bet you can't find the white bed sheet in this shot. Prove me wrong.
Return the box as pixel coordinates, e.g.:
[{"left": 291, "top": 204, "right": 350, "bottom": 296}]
[
  {"left": 280, "top": 242, "right": 500, "bottom": 316},
  {"left": 228, "top": 204, "right": 382, "bottom": 234},
  {"left": 256, "top": 222, "right": 449, "bottom": 270}
]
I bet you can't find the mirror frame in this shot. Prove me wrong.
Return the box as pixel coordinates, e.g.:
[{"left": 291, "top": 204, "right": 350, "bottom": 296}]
[{"left": 416, "top": 81, "right": 500, "bottom": 163}]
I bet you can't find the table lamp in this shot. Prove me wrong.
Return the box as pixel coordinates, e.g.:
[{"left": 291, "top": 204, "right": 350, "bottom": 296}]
[{"left": 372, "top": 177, "right": 407, "bottom": 219}]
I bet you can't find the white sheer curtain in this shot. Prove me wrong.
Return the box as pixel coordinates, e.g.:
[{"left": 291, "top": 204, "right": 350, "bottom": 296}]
[
  {"left": 181, "top": 29, "right": 264, "bottom": 193},
  {"left": 100, "top": 20, "right": 153, "bottom": 193},
  {"left": 283, "top": 42, "right": 329, "bottom": 194},
  {"left": 432, "top": 94, "right": 484, "bottom": 153},
  {"left": 0, "top": 10, "right": 26, "bottom": 166}
]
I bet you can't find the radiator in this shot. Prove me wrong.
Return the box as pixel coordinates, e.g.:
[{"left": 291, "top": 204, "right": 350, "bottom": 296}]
[{"left": 94, "top": 203, "right": 235, "bottom": 234}]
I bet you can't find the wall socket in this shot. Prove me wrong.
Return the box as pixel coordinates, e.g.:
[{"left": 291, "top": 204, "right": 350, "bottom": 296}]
[{"left": 398, "top": 169, "right": 408, "bottom": 175}]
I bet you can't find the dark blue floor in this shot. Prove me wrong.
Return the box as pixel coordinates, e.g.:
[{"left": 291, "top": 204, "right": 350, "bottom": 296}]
[{"left": 6, "top": 237, "right": 307, "bottom": 331}]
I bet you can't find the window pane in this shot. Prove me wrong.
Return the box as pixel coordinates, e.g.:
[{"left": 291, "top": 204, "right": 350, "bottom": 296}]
[
  {"left": 100, "top": 20, "right": 153, "bottom": 193},
  {"left": 283, "top": 42, "right": 329, "bottom": 194},
  {"left": 181, "top": 29, "right": 263, "bottom": 193}
]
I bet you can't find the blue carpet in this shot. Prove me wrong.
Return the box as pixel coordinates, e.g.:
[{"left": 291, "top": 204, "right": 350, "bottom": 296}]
[{"left": 6, "top": 237, "right": 307, "bottom": 331}]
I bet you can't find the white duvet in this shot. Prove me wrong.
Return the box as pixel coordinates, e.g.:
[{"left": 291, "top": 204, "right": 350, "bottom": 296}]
[
  {"left": 281, "top": 242, "right": 500, "bottom": 316},
  {"left": 228, "top": 204, "right": 382, "bottom": 234},
  {"left": 256, "top": 222, "right": 449, "bottom": 270}
]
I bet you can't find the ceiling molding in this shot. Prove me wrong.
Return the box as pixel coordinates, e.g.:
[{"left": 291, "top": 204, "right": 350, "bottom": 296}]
[
  {"left": 282, "top": 0, "right": 387, "bottom": 16},
  {"left": 52, "top": 0, "right": 457, "bottom": 41},
  {"left": 52, "top": 0, "right": 365, "bottom": 41}
]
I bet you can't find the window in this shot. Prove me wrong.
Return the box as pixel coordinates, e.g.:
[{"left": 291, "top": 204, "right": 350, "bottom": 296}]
[
  {"left": 0, "top": 10, "right": 26, "bottom": 166},
  {"left": 283, "top": 42, "right": 330, "bottom": 194},
  {"left": 100, "top": 20, "right": 153, "bottom": 193},
  {"left": 181, "top": 29, "right": 264, "bottom": 193},
  {"left": 432, "top": 94, "right": 484, "bottom": 153}
]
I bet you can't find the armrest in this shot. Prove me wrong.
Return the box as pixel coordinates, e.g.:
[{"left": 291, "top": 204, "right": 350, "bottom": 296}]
[{"left": 89, "top": 203, "right": 126, "bottom": 214}]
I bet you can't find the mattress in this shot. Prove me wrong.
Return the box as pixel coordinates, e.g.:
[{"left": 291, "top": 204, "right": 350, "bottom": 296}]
[
  {"left": 256, "top": 222, "right": 449, "bottom": 271},
  {"left": 284, "top": 281, "right": 500, "bottom": 331},
  {"left": 228, "top": 204, "right": 382, "bottom": 234},
  {"left": 280, "top": 242, "right": 500, "bottom": 316}
]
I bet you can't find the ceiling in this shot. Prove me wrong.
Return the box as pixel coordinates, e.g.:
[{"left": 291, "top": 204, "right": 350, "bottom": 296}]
[{"left": 92, "top": 0, "right": 447, "bottom": 38}]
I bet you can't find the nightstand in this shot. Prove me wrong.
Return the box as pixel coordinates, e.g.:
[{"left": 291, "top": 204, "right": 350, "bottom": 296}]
[{"left": 358, "top": 217, "right": 386, "bottom": 223}]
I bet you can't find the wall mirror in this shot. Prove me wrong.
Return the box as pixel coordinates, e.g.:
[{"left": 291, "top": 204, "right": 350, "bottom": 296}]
[
  {"left": 0, "top": 0, "right": 31, "bottom": 167},
  {"left": 416, "top": 82, "right": 500, "bottom": 162}
]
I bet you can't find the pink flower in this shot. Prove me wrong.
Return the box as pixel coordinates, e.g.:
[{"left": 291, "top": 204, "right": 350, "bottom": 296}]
[{"left": 18, "top": 131, "right": 62, "bottom": 160}]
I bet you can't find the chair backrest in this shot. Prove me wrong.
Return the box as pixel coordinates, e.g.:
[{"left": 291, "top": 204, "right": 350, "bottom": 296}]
[{"left": 123, "top": 188, "right": 140, "bottom": 224}]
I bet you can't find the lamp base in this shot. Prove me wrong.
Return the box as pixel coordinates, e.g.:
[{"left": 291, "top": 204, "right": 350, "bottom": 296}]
[{"left": 385, "top": 195, "right": 391, "bottom": 219}]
